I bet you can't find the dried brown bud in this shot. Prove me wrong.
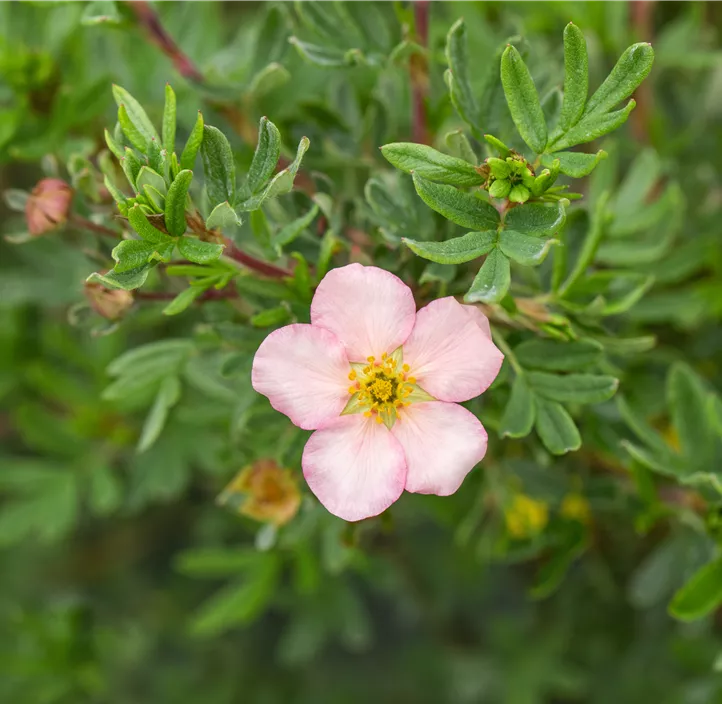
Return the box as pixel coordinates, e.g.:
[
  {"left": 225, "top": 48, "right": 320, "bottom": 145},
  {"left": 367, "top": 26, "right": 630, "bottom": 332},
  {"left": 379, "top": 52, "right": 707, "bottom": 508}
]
[
  {"left": 218, "top": 459, "right": 301, "bottom": 527},
  {"left": 84, "top": 278, "right": 134, "bottom": 321},
  {"left": 25, "top": 178, "right": 73, "bottom": 236}
]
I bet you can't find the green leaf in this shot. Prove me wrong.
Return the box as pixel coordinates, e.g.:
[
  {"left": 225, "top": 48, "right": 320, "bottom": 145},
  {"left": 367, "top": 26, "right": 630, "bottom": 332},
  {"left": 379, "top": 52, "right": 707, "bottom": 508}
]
[
  {"left": 558, "top": 191, "right": 610, "bottom": 296},
  {"left": 499, "top": 230, "right": 556, "bottom": 266},
  {"left": 127, "top": 204, "right": 170, "bottom": 243},
  {"left": 180, "top": 111, "right": 204, "bottom": 171},
  {"left": 164, "top": 169, "right": 193, "bottom": 237},
  {"left": 549, "top": 99, "right": 636, "bottom": 152},
  {"left": 412, "top": 174, "right": 499, "bottom": 231},
  {"left": 162, "top": 83, "right": 176, "bottom": 156},
  {"left": 201, "top": 125, "right": 236, "bottom": 207},
  {"left": 112, "top": 238, "right": 175, "bottom": 272},
  {"left": 87, "top": 264, "right": 152, "bottom": 291},
  {"left": 81, "top": 0, "right": 121, "bottom": 25},
  {"left": 541, "top": 150, "right": 607, "bottom": 178},
  {"left": 515, "top": 339, "right": 603, "bottom": 371},
  {"left": 445, "top": 19, "right": 482, "bottom": 134},
  {"left": 178, "top": 236, "right": 225, "bottom": 264},
  {"left": 107, "top": 339, "right": 193, "bottom": 377},
  {"left": 530, "top": 522, "right": 587, "bottom": 600},
  {"left": 247, "top": 117, "right": 281, "bottom": 194},
  {"left": 104, "top": 128, "right": 124, "bottom": 160},
  {"left": 137, "top": 375, "right": 181, "bottom": 452},
  {"left": 500, "top": 375, "right": 535, "bottom": 438},
  {"left": 247, "top": 62, "right": 291, "bottom": 99},
  {"left": 288, "top": 37, "right": 349, "bottom": 67},
  {"left": 238, "top": 136, "right": 310, "bottom": 211},
  {"left": 500, "top": 45, "right": 547, "bottom": 153},
  {"left": 121, "top": 148, "right": 142, "bottom": 189},
  {"left": 136, "top": 166, "right": 167, "bottom": 196},
  {"left": 162, "top": 286, "right": 204, "bottom": 316},
  {"left": 670, "top": 556, "right": 722, "bottom": 622},
  {"left": 445, "top": 130, "right": 477, "bottom": 164},
  {"left": 505, "top": 201, "right": 566, "bottom": 235},
  {"left": 464, "top": 248, "right": 510, "bottom": 303},
  {"left": 89, "top": 465, "right": 122, "bottom": 516},
  {"left": 112, "top": 84, "right": 158, "bottom": 148},
  {"left": 403, "top": 230, "right": 495, "bottom": 264},
  {"left": 381, "top": 143, "right": 483, "bottom": 187},
  {"left": 584, "top": 43, "right": 654, "bottom": 117},
  {"left": 616, "top": 395, "right": 672, "bottom": 457},
  {"left": 175, "top": 548, "right": 261, "bottom": 577},
  {"left": 528, "top": 372, "right": 618, "bottom": 404},
  {"left": 251, "top": 306, "right": 291, "bottom": 328},
  {"left": 206, "top": 201, "right": 242, "bottom": 230},
  {"left": 558, "top": 22, "right": 589, "bottom": 131},
  {"left": 668, "top": 363, "right": 716, "bottom": 466},
  {"left": 118, "top": 104, "right": 148, "bottom": 153},
  {"left": 189, "top": 555, "right": 280, "bottom": 636},
  {"left": 535, "top": 398, "right": 581, "bottom": 455},
  {"left": 272, "top": 204, "right": 319, "bottom": 249}
]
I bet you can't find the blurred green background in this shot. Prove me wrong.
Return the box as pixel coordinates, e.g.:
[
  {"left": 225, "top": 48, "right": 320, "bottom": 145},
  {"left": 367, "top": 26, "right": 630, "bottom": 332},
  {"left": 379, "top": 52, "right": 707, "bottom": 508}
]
[{"left": 2, "top": 2, "right": 722, "bottom": 702}]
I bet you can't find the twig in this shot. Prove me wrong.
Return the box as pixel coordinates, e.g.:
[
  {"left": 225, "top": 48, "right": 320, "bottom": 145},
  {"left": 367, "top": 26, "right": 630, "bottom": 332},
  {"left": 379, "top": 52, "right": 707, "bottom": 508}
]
[
  {"left": 410, "top": 1, "right": 430, "bottom": 145},
  {"left": 223, "top": 238, "right": 293, "bottom": 279},
  {"left": 630, "top": 1, "right": 655, "bottom": 143},
  {"left": 69, "top": 214, "right": 122, "bottom": 241},
  {"left": 136, "top": 287, "right": 238, "bottom": 302},
  {"left": 125, "top": 1, "right": 204, "bottom": 82}
]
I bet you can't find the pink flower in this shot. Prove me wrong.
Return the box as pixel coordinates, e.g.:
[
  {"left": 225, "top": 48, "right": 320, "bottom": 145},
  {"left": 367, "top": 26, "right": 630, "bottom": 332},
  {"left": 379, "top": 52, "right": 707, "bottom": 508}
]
[{"left": 252, "top": 264, "right": 504, "bottom": 522}]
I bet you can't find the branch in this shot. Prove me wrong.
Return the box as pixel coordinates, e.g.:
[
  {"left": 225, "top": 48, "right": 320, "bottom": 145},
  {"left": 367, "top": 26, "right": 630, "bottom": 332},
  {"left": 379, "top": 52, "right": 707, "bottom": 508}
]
[
  {"left": 69, "top": 214, "right": 122, "bottom": 241},
  {"left": 136, "top": 287, "right": 238, "bottom": 302},
  {"left": 125, "top": 1, "right": 204, "bottom": 82},
  {"left": 410, "top": 1, "right": 430, "bottom": 145},
  {"left": 223, "top": 238, "right": 293, "bottom": 279}
]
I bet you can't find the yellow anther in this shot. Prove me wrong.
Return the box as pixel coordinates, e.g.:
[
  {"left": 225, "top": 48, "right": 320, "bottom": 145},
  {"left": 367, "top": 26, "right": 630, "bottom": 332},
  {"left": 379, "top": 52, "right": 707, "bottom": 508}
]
[
  {"left": 348, "top": 370, "right": 357, "bottom": 381},
  {"left": 407, "top": 377, "right": 416, "bottom": 384},
  {"left": 375, "top": 415, "right": 383, "bottom": 424},
  {"left": 381, "top": 352, "right": 387, "bottom": 360},
  {"left": 402, "top": 364, "right": 410, "bottom": 372},
  {"left": 364, "top": 410, "right": 372, "bottom": 418},
  {"left": 348, "top": 385, "right": 357, "bottom": 394},
  {"left": 367, "top": 356, "right": 375, "bottom": 363}
]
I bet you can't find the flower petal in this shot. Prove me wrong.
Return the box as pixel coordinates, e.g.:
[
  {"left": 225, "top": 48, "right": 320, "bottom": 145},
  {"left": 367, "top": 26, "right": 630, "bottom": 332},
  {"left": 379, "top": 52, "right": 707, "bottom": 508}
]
[
  {"left": 252, "top": 324, "right": 350, "bottom": 431},
  {"left": 461, "top": 304, "right": 492, "bottom": 339},
  {"left": 392, "top": 402, "right": 487, "bottom": 495},
  {"left": 303, "top": 415, "right": 407, "bottom": 521},
  {"left": 311, "top": 263, "right": 417, "bottom": 362},
  {"left": 402, "top": 297, "right": 504, "bottom": 402}
]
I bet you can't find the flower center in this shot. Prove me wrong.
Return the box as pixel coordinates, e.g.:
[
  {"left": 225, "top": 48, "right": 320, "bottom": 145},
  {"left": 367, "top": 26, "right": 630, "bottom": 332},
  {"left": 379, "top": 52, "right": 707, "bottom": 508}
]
[{"left": 347, "top": 352, "right": 416, "bottom": 426}]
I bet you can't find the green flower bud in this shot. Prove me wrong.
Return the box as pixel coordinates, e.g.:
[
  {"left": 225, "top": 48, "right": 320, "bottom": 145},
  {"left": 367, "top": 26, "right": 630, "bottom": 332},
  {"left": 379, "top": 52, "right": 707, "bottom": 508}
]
[
  {"left": 509, "top": 184, "right": 530, "bottom": 204},
  {"left": 489, "top": 178, "right": 512, "bottom": 199},
  {"left": 487, "top": 157, "right": 511, "bottom": 179},
  {"left": 521, "top": 167, "right": 536, "bottom": 189}
]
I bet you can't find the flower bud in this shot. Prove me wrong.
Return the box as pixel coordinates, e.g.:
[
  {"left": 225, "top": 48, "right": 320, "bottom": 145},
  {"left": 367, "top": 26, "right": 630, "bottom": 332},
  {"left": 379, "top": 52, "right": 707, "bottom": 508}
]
[
  {"left": 489, "top": 178, "right": 512, "bottom": 199},
  {"left": 509, "top": 184, "right": 530, "bottom": 204},
  {"left": 486, "top": 157, "right": 510, "bottom": 180},
  {"left": 84, "top": 278, "right": 134, "bottom": 321},
  {"left": 25, "top": 178, "right": 73, "bottom": 236},
  {"left": 218, "top": 459, "right": 301, "bottom": 526}
]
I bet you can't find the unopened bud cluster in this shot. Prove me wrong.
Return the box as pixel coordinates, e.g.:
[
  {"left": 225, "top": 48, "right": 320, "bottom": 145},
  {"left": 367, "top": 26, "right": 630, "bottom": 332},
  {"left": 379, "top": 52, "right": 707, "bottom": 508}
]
[{"left": 481, "top": 155, "right": 559, "bottom": 204}]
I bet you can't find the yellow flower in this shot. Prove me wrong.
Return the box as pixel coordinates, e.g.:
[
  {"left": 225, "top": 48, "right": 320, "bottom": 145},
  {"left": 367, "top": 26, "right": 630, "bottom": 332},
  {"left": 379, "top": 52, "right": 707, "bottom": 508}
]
[
  {"left": 560, "top": 493, "right": 591, "bottom": 524},
  {"left": 218, "top": 460, "right": 301, "bottom": 527},
  {"left": 504, "top": 494, "right": 549, "bottom": 539}
]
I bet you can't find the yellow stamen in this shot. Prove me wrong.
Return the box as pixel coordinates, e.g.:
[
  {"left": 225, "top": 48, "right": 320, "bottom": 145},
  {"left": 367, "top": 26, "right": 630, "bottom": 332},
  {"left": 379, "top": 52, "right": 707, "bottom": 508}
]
[
  {"left": 402, "top": 364, "right": 410, "bottom": 372},
  {"left": 348, "top": 370, "right": 357, "bottom": 381},
  {"left": 348, "top": 385, "right": 357, "bottom": 394},
  {"left": 367, "top": 356, "right": 375, "bottom": 363},
  {"left": 407, "top": 377, "right": 416, "bottom": 384}
]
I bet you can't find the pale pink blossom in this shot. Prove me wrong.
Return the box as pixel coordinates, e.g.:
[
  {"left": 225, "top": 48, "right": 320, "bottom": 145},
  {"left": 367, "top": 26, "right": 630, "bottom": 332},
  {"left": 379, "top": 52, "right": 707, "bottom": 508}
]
[{"left": 252, "top": 264, "right": 503, "bottom": 522}]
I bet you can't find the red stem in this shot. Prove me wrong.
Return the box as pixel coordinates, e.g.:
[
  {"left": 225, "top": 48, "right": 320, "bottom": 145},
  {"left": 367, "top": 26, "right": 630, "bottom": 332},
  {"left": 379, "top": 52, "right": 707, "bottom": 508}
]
[
  {"left": 137, "top": 287, "right": 238, "bottom": 302},
  {"left": 630, "top": 1, "right": 655, "bottom": 143},
  {"left": 410, "top": 1, "right": 430, "bottom": 145},
  {"left": 223, "top": 238, "right": 292, "bottom": 279},
  {"left": 126, "top": 1, "right": 204, "bottom": 82},
  {"left": 69, "top": 214, "right": 121, "bottom": 241}
]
